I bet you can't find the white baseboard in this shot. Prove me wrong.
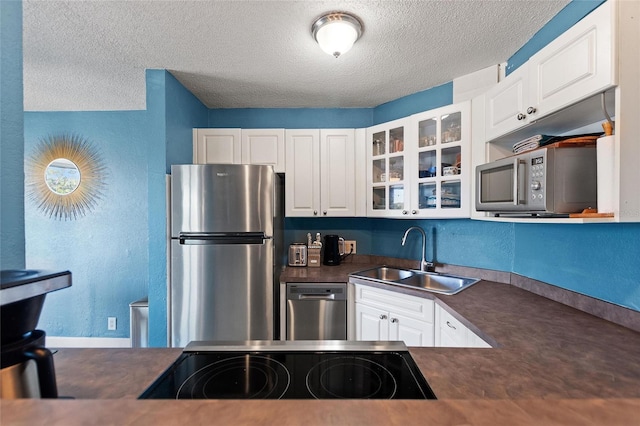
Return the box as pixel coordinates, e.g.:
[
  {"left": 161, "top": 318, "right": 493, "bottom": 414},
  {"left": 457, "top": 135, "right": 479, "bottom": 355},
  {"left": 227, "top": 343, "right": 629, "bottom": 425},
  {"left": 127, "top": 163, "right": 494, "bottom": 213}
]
[{"left": 47, "top": 336, "right": 131, "bottom": 348}]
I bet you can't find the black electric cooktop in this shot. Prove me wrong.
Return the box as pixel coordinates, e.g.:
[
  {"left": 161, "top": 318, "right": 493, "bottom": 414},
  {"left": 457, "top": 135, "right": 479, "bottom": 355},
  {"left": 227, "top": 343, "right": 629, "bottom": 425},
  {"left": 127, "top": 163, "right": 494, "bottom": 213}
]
[{"left": 139, "top": 341, "right": 436, "bottom": 400}]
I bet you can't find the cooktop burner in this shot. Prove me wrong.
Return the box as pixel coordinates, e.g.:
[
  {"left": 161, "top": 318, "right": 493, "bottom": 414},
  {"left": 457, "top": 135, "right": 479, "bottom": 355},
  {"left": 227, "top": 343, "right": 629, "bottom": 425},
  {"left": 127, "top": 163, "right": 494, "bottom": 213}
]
[
  {"left": 305, "top": 356, "right": 397, "bottom": 399},
  {"left": 177, "top": 355, "right": 290, "bottom": 399},
  {"left": 139, "top": 341, "right": 436, "bottom": 400}
]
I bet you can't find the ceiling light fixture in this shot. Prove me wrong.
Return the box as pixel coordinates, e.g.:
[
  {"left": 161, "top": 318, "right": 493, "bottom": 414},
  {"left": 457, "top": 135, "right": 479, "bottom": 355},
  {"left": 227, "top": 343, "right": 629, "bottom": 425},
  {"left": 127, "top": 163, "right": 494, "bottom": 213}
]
[{"left": 312, "top": 12, "right": 363, "bottom": 58}]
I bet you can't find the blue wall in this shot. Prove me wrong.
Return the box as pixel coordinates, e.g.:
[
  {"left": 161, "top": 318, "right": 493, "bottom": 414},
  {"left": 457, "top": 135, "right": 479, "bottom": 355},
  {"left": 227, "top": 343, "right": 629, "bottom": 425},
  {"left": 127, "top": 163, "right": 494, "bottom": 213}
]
[
  {"left": 25, "top": 111, "right": 150, "bottom": 337},
  {"left": 24, "top": 71, "right": 207, "bottom": 344},
  {"left": 373, "top": 82, "right": 453, "bottom": 124},
  {"left": 146, "top": 70, "right": 208, "bottom": 345},
  {"left": 1, "top": 0, "right": 25, "bottom": 269},
  {"left": 207, "top": 81, "right": 454, "bottom": 129}
]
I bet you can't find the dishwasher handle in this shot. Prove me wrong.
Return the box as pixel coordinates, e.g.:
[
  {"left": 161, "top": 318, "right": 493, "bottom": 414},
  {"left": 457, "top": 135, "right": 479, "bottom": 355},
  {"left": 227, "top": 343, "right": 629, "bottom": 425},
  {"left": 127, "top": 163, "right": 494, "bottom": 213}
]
[
  {"left": 298, "top": 294, "right": 336, "bottom": 300},
  {"left": 286, "top": 284, "right": 347, "bottom": 301}
]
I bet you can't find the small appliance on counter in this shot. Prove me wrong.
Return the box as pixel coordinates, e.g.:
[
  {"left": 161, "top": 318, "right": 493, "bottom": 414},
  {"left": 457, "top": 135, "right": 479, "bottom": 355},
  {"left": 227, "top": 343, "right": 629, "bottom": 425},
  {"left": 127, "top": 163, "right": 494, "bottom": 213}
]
[
  {"left": 323, "top": 234, "right": 345, "bottom": 266},
  {"left": 1, "top": 269, "right": 72, "bottom": 399},
  {"left": 287, "top": 243, "right": 307, "bottom": 267},
  {"left": 139, "top": 341, "right": 436, "bottom": 400}
]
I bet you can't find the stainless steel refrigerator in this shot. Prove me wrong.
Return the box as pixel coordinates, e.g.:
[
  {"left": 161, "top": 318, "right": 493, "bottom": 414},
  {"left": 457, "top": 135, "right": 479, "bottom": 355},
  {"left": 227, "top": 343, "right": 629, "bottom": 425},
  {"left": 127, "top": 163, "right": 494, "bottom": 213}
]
[{"left": 169, "top": 164, "right": 283, "bottom": 347}]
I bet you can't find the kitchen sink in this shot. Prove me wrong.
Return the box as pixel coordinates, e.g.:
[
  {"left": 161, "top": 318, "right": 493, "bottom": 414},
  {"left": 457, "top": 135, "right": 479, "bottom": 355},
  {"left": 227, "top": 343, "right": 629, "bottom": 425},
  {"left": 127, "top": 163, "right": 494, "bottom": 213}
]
[
  {"left": 395, "top": 273, "right": 479, "bottom": 295},
  {"left": 350, "top": 266, "right": 480, "bottom": 295},
  {"left": 353, "top": 267, "right": 415, "bottom": 281}
]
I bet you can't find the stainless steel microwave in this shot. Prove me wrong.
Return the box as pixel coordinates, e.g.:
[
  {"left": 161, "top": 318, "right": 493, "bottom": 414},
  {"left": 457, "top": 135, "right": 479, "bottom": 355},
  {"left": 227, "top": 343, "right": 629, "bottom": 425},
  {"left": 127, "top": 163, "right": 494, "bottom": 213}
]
[{"left": 475, "top": 146, "right": 598, "bottom": 216}]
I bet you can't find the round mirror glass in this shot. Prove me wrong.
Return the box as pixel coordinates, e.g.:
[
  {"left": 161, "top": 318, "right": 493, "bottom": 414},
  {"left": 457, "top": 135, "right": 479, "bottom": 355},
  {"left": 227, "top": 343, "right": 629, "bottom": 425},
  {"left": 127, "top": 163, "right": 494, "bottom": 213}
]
[{"left": 45, "top": 158, "right": 81, "bottom": 195}]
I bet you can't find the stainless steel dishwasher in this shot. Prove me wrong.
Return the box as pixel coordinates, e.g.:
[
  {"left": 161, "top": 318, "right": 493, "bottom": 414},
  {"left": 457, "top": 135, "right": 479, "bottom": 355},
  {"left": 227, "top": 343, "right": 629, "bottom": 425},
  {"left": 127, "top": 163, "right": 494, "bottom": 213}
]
[{"left": 286, "top": 283, "right": 347, "bottom": 340}]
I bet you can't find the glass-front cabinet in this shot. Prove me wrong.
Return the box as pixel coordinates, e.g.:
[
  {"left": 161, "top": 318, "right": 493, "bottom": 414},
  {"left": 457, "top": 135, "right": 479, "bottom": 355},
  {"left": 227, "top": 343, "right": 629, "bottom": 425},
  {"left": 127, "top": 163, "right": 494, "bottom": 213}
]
[
  {"left": 367, "top": 101, "right": 471, "bottom": 218},
  {"left": 412, "top": 102, "right": 470, "bottom": 217},
  {"left": 367, "top": 117, "right": 410, "bottom": 217}
]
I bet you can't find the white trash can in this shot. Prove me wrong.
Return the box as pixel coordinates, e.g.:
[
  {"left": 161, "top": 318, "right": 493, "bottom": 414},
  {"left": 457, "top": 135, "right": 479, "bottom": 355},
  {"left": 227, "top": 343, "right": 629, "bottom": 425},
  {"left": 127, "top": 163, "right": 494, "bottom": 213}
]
[{"left": 129, "top": 297, "right": 148, "bottom": 348}]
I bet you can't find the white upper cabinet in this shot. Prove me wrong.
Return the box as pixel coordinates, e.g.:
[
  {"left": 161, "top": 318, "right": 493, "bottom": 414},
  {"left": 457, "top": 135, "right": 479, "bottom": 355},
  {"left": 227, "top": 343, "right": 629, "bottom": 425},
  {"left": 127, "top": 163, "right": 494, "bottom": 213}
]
[
  {"left": 241, "top": 129, "right": 285, "bottom": 173},
  {"left": 366, "top": 117, "right": 412, "bottom": 218},
  {"left": 484, "top": 65, "right": 531, "bottom": 141},
  {"left": 529, "top": 0, "right": 615, "bottom": 116},
  {"left": 484, "top": 0, "right": 615, "bottom": 141},
  {"left": 320, "top": 129, "right": 357, "bottom": 216},
  {"left": 285, "top": 129, "right": 360, "bottom": 217},
  {"left": 366, "top": 102, "right": 471, "bottom": 218},
  {"left": 285, "top": 130, "right": 319, "bottom": 217},
  {"left": 193, "top": 128, "right": 285, "bottom": 172},
  {"left": 193, "top": 128, "right": 241, "bottom": 164},
  {"left": 410, "top": 102, "right": 471, "bottom": 218}
]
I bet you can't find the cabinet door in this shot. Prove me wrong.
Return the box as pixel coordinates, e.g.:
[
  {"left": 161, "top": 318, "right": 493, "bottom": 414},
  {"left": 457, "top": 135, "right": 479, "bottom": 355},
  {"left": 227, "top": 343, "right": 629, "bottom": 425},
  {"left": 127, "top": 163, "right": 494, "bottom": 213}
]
[
  {"left": 355, "top": 302, "right": 389, "bottom": 341},
  {"left": 355, "top": 284, "right": 434, "bottom": 323},
  {"left": 435, "top": 304, "right": 490, "bottom": 348},
  {"left": 193, "top": 129, "right": 241, "bottom": 164},
  {"left": 320, "top": 129, "right": 356, "bottom": 216},
  {"left": 241, "top": 129, "right": 285, "bottom": 173},
  {"left": 388, "top": 313, "right": 434, "bottom": 347},
  {"left": 285, "top": 130, "right": 320, "bottom": 217},
  {"left": 484, "top": 65, "right": 530, "bottom": 141},
  {"left": 529, "top": 0, "right": 614, "bottom": 116},
  {"left": 412, "top": 102, "right": 471, "bottom": 218},
  {"left": 366, "top": 118, "right": 411, "bottom": 217},
  {"left": 435, "top": 305, "right": 468, "bottom": 347}
]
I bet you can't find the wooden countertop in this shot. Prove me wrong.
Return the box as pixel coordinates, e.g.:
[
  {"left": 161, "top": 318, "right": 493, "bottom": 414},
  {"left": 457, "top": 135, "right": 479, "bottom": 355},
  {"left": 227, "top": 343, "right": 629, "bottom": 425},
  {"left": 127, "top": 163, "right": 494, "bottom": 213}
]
[{"left": 3, "top": 261, "right": 640, "bottom": 424}]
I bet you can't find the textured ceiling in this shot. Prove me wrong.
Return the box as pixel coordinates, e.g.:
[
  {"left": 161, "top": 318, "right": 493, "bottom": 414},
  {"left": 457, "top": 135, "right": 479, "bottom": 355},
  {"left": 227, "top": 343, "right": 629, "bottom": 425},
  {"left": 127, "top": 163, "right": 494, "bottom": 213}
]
[{"left": 22, "top": 0, "right": 570, "bottom": 111}]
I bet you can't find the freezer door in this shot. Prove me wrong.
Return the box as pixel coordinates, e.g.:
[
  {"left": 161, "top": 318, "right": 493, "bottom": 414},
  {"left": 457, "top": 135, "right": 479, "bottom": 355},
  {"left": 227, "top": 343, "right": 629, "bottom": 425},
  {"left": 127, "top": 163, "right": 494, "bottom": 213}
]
[
  {"left": 171, "top": 164, "right": 274, "bottom": 236},
  {"left": 170, "top": 238, "right": 274, "bottom": 347}
]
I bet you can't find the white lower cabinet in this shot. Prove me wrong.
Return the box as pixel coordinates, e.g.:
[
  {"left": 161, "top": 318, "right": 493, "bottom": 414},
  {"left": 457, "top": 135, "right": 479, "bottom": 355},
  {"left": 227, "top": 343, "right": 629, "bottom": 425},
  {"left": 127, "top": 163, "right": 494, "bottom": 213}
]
[
  {"left": 435, "top": 304, "right": 490, "bottom": 348},
  {"left": 353, "top": 283, "right": 491, "bottom": 348},
  {"left": 354, "top": 285, "right": 434, "bottom": 347}
]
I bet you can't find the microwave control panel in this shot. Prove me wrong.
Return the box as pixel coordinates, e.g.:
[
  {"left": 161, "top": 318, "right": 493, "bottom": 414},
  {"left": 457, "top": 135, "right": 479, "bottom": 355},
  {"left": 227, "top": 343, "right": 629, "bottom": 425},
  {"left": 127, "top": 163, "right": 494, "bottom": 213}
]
[{"left": 530, "top": 156, "right": 545, "bottom": 204}]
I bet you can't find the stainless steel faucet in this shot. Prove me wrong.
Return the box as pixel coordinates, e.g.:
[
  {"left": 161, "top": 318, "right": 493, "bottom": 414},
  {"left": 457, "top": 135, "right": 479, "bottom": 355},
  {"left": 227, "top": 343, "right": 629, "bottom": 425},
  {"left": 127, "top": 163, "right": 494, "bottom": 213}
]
[{"left": 401, "top": 226, "right": 435, "bottom": 272}]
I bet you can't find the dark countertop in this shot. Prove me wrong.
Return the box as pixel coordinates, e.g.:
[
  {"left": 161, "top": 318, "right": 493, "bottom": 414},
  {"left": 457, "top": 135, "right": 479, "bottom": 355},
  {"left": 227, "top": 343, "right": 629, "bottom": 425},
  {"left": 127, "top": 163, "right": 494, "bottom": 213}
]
[
  {"left": 282, "top": 260, "right": 640, "bottom": 399},
  {"left": 3, "top": 260, "right": 640, "bottom": 424}
]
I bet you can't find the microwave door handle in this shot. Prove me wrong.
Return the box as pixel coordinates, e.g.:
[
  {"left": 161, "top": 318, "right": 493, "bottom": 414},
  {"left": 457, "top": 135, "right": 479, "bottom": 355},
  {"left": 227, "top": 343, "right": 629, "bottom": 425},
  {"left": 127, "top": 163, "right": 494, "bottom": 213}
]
[{"left": 514, "top": 159, "right": 526, "bottom": 205}]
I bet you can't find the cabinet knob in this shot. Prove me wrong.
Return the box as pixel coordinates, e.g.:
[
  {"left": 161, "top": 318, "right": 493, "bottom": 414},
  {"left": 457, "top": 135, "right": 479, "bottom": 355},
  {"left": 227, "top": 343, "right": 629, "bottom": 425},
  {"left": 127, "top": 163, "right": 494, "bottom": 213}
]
[
  {"left": 313, "top": 210, "right": 318, "bottom": 216},
  {"left": 411, "top": 210, "right": 417, "bottom": 215},
  {"left": 526, "top": 106, "right": 537, "bottom": 115},
  {"left": 390, "top": 318, "right": 398, "bottom": 323},
  {"left": 379, "top": 314, "right": 387, "bottom": 320},
  {"left": 516, "top": 113, "right": 527, "bottom": 121},
  {"left": 323, "top": 210, "right": 327, "bottom": 216},
  {"left": 402, "top": 210, "right": 408, "bottom": 215}
]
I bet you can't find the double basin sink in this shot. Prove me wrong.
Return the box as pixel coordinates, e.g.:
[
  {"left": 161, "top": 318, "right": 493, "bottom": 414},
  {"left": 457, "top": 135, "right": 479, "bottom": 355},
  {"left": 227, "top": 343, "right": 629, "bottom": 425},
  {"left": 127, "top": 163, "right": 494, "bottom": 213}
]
[{"left": 350, "top": 266, "right": 480, "bottom": 295}]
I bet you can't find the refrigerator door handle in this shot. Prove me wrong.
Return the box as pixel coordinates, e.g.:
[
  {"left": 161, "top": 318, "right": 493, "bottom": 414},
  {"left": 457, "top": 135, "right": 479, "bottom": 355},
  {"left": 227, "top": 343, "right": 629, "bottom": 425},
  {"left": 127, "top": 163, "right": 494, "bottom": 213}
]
[{"left": 179, "top": 232, "right": 269, "bottom": 245}]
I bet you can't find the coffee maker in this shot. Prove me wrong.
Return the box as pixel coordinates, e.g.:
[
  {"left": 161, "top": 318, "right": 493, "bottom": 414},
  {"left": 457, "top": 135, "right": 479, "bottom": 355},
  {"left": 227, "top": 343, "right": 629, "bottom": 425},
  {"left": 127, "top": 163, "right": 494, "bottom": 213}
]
[{"left": 1, "top": 270, "right": 71, "bottom": 398}]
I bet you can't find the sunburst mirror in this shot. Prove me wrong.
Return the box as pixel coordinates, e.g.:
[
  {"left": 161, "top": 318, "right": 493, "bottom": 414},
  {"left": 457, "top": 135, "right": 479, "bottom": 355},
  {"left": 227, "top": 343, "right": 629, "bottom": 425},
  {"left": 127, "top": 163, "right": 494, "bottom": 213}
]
[{"left": 26, "top": 134, "right": 107, "bottom": 220}]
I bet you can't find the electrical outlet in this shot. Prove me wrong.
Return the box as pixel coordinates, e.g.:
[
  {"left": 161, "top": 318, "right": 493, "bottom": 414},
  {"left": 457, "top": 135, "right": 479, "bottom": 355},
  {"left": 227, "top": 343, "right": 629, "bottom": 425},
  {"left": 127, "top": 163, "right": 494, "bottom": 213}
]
[
  {"left": 345, "top": 240, "right": 357, "bottom": 254},
  {"left": 108, "top": 317, "right": 117, "bottom": 331}
]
